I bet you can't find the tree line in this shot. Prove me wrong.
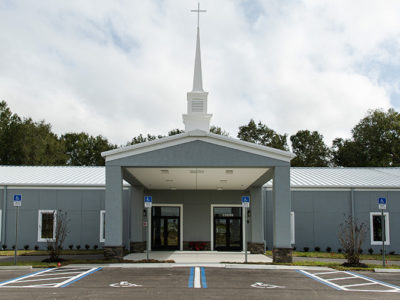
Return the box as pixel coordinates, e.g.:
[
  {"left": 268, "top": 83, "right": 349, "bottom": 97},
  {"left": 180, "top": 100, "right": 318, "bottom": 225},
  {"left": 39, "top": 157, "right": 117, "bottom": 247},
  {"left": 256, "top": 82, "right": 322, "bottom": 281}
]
[{"left": 1, "top": 100, "right": 399, "bottom": 167}]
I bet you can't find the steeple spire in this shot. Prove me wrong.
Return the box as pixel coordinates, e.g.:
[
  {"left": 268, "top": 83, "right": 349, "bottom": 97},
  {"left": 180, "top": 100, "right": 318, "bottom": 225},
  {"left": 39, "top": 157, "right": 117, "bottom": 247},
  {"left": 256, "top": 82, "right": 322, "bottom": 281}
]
[
  {"left": 192, "top": 27, "right": 204, "bottom": 92},
  {"left": 191, "top": 2, "right": 206, "bottom": 92},
  {"left": 183, "top": 3, "right": 212, "bottom": 132}
]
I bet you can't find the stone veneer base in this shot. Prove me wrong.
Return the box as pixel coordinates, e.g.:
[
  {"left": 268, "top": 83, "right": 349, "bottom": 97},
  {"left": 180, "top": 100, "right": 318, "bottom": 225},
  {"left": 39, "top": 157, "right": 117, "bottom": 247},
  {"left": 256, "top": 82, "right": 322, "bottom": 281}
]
[
  {"left": 272, "top": 248, "right": 293, "bottom": 263},
  {"left": 104, "top": 246, "right": 124, "bottom": 259}
]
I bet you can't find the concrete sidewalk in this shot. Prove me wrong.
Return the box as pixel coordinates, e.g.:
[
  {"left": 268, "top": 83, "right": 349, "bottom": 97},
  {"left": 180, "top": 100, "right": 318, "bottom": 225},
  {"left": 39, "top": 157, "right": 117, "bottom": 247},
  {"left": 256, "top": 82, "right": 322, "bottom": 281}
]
[{"left": 124, "top": 251, "right": 272, "bottom": 264}]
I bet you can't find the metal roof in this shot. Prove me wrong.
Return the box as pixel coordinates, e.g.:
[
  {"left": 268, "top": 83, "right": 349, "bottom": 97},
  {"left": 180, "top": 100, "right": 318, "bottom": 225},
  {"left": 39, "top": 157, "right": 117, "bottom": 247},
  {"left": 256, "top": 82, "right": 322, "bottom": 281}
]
[
  {"left": 282, "top": 167, "right": 400, "bottom": 189},
  {"left": 0, "top": 166, "right": 399, "bottom": 189}
]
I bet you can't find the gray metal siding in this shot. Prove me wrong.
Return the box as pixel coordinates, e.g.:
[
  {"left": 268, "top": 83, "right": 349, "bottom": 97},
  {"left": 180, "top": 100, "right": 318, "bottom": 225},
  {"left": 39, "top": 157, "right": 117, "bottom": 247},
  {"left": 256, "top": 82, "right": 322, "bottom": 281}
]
[
  {"left": 265, "top": 189, "right": 400, "bottom": 253},
  {"left": 1, "top": 188, "right": 129, "bottom": 250}
]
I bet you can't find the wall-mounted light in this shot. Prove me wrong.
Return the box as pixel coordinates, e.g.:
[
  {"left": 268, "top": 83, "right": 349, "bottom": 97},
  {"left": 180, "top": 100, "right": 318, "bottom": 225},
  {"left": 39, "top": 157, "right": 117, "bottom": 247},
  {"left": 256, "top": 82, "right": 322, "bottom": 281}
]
[{"left": 143, "top": 209, "right": 147, "bottom": 217}]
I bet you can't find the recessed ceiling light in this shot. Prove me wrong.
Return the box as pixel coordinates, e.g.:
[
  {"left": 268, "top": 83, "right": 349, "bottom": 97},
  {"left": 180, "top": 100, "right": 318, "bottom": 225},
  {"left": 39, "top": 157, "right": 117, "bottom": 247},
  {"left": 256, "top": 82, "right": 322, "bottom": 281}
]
[
  {"left": 170, "top": 187, "right": 177, "bottom": 190},
  {"left": 190, "top": 170, "right": 204, "bottom": 174},
  {"left": 225, "top": 170, "right": 233, "bottom": 175},
  {"left": 217, "top": 187, "right": 223, "bottom": 190},
  {"left": 165, "top": 179, "right": 173, "bottom": 182},
  {"left": 220, "top": 180, "right": 228, "bottom": 183},
  {"left": 160, "top": 170, "right": 169, "bottom": 174}
]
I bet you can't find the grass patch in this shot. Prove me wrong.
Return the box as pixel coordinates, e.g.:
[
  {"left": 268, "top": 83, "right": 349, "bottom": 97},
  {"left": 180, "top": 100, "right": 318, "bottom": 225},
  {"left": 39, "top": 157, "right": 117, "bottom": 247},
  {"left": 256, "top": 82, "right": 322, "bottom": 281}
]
[
  {"left": 265, "top": 250, "right": 400, "bottom": 261},
  {"left": 0, "top": 249, "right": 103, "bottom": 256}
]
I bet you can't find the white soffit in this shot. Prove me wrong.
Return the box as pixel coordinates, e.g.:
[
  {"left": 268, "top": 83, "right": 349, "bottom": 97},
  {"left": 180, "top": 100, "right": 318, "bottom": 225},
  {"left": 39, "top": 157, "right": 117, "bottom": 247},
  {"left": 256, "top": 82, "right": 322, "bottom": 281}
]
[{"left": 127, "top": 167, "right": 269, "bottom": 190}]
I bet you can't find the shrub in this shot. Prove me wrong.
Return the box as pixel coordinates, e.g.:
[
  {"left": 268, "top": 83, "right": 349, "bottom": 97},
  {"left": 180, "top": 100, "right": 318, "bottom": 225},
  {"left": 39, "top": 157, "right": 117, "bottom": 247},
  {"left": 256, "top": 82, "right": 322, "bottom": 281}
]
[
  {"left": 326, "top": 247, "right": 331, "bottom": 253},
  {"left": 358, "top": 249, "right": 363, "bottom": 254},
  {"left": 315, "top": 246, "right": 320, "bottom": 252},
  {"left": 24, "top": 245, "right": 29, "bottom": 250},
  {"left": 368, "top": 248, "right": 373, "bottom": 255},
  {"left": 93, "top": 245, "right": 98, "bottom": 250},
  {"left": 34, "top": 245, "right": 39, "bottom": 250},
  {"left": 338, "top": 215, "right": 367, "bottom": 265},
  {"left": 338, "top": 248, "right": 342, "bottom": 253},
  {"left": 2, "top": 244, "right": 7, "bottom": 250},
  {"left": 85, "top": 244, "right": 90, "bottom": 250},
  {"left": 389, "top": 251, "right": 395, "bottom": 255},
  {"left": 47, "top": 245, "right": 54, "bottom": 251},
  {"left": 76, "top": 245, "right": 81, "bottom": 250},
  {"left": 303, "top": 247, "right": 309, "bottom": 252},
  {"left": 12, "top": 245, "right": 15, "bottom": 250},
  {"left": 292, "top": 246, "right": 296, "bottom": 251},
  {"left": 68, "top": 244, "right": 73, "bottom": 250}
]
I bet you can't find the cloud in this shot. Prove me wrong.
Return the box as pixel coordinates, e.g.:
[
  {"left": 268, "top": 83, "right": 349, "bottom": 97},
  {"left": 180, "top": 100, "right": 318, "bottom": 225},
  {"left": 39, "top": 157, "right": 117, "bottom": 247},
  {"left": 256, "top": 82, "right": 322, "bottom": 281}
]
[{"left": 0, "top": 0, "right": 399, "bottom": 147}]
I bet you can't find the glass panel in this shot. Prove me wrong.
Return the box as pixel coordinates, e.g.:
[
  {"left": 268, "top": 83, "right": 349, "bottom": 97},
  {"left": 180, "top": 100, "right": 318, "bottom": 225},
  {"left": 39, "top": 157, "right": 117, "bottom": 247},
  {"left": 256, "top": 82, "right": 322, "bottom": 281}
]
[
  {"left": 229, "top": 219, "right": 241, "bottom": 248},
  {"left": 215, "top": 219, "right": 227, "bottom": 248},
  {"left": 41, "top": 212, "right": 54, "bottom": 239},
  {"left": 167, "top": 219, "right": 179, "bottom": 246},
  {"left": 153, "top": 206, "right": 180, "bottom": 217},
  {"left": 373, "top": 215, "right": 386, "bottom": 242},
  {"left": 214, "top": 207, "right": 241, "bottom": 217},
  {"left": 152, "top": 218, "right": 164, "bottom": 248}
]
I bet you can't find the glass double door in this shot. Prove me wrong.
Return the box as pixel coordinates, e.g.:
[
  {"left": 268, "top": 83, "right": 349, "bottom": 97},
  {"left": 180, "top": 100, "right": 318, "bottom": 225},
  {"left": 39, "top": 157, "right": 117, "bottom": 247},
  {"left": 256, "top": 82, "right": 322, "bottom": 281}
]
[
  {"left": 214, "top": 207, "right": 242, "bottom": 251},
  {"left": 152, "top": 206, "right": 180, "bottom": 250}
]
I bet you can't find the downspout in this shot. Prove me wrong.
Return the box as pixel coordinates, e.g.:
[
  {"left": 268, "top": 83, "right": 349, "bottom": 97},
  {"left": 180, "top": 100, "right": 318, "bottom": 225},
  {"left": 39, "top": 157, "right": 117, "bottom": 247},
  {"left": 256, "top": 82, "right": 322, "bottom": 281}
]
[
  {"left": 2, "top": 186, "right": 7, "bottom": 245},
  {"left": 351, "top": 189, "right": 355, "bottom": 252}
]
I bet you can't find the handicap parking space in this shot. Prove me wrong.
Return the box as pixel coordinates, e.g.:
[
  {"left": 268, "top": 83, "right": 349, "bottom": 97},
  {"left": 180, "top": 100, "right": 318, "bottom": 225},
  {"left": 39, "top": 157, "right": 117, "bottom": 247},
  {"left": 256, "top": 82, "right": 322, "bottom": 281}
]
[{"left": 0, "top": 267, "right": 102, "bottom": 288}]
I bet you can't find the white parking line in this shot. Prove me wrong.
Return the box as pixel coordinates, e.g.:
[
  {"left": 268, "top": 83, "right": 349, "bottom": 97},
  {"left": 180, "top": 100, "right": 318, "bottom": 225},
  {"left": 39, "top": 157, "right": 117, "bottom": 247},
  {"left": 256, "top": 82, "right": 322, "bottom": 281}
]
[
  {"left": 298, "top": 270, "right": 400, "bottom": 293},
  {"left": 194, "top": 267, "right": 201, "bottom": 288},
  {"left": 0, "top": 267, "right": 101, "bottom": 288}
]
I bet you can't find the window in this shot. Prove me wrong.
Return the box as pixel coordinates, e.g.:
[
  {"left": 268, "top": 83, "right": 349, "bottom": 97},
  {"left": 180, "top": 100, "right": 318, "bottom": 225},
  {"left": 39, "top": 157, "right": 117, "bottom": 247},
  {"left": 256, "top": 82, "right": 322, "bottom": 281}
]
[
  {"left": 100, "top": 210, "right": 106, "bottom": 242},
  {"left": 370, "top": 212, "right": 390, "bottom": 245},
  {"left": 38, "top": 210, "right": 56, "bottom": 242},
  {"left": 290, "top": 211, "right": 295, "bottom": 245}
]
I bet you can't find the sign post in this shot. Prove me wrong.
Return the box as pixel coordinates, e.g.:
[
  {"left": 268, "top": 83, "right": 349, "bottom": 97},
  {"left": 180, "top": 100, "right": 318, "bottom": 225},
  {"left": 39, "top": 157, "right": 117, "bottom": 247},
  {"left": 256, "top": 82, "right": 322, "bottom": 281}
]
[
  {"left": 241, "top": 196, "right": 250, "bottom": 263},
  {"left": 144, "top": 196, "right": 152, "bottom": 260},
  {"left": 13, "top": 195, "right": 22, "bottom": 265},
  {"left": 378, "top": 197, "right": 386, "bottom": 267}
]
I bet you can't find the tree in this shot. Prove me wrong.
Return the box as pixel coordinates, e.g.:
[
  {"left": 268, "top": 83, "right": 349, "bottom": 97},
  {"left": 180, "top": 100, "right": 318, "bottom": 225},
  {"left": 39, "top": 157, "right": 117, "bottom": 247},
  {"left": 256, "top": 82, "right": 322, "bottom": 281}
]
[
  {"left": 332, "top": 108, "right": 400, "bottom": 167},
  {"left": 0, "top": 101, "right": 66, "bottom": 165},
  {"left": 61, "top": 133, "right": 116, "bottom": 166},
  {"left": 47, "top": 210, "right": 70, "bottom": 262},
  {"left": 168, "top": 129, "right": 184, "bottom": 136},
  {"left": 290, "top": 130, "right": 330, "bottom": 167},
  {"left": 210, "top": 125, "right": 229, "bottom": 136},
  {"left": 338, "top": 215, "right": 367, "bottom": 266},
  {"left": 237, "top": 119, "right": 288, "bottom": 150},
  {"left": 127, "top": 133, "right": 164, "bottom": 145}
]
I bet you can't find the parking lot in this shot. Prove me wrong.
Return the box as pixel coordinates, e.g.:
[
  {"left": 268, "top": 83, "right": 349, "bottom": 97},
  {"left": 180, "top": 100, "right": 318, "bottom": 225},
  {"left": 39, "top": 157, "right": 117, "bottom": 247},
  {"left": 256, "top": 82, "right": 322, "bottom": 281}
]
[{"left": 0, "top": 266, "right": 399, "bottom": 299}]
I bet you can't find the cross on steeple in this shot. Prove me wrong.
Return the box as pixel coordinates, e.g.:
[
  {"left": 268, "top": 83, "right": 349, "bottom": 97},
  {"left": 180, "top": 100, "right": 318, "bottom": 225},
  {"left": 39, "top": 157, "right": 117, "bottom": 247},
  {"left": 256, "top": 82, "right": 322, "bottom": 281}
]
[{"left": 191, "top": 2, "right": 206, "bottom": 28}]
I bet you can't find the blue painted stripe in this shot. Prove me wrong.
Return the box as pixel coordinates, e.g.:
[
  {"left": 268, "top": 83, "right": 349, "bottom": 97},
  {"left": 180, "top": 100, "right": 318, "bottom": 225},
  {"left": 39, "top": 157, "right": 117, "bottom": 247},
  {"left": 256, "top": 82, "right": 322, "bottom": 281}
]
[
  {"left": 0, "top": 268, "right": 54, "bottom": 285},
  {"left": 297, "top": 270, "right": 342, "bottom": 291},
  {"left": 347, "top": 271, "right": 400, "bottom": 290},
  {"left": 60, "top": 267, "right": 102, "bottom": 288},
  {"left": 201, "top": 267, "right": 207, "bottom": 288},
  {"left": 188, "top": 267, "right": 194, "bottom": 288}
]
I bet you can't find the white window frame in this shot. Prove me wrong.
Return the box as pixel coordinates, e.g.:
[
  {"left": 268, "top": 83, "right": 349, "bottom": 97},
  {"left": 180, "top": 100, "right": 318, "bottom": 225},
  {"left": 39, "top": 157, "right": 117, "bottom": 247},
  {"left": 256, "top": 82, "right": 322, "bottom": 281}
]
[
  {"left": 0, "top": 209, "right": 2, "bottom": 242},
  {"left": 290, "top": 211, "right": 295, "bottom": 245},
  {"left": 100, "top": 210, "right": 106, "bottom": 243},
  {"left": 370, "top": 212, "right": 390, "bottom": 245},
  {"left": 38, "top": 210, "right": 57, "bottom": 242}
]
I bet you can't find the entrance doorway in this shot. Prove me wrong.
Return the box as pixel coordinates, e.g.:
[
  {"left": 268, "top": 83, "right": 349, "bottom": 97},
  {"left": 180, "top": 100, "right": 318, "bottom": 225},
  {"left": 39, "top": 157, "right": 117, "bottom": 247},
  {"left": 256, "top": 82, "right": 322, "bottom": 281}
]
[
  {"left": 213, "top": 207, "right": 242, "bottom": 251},
  {"left": 151, "top": 206, "right": 180, "bottom": 250}
]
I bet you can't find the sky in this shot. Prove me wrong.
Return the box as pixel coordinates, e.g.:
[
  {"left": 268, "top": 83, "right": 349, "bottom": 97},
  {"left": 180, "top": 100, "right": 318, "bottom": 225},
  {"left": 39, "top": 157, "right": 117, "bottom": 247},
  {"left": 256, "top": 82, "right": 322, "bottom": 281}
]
[{"left": 1, "top": 0, "right": 399, "bottom": 147}]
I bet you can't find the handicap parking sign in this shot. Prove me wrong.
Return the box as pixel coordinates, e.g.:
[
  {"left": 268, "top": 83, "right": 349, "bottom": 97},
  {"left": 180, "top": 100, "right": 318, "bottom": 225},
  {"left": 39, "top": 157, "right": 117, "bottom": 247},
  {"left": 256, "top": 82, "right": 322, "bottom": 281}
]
[
  {"left": 13, "top": 194, "right": 22, "bottom": 207},
  {"left": 241, "top": 196, "right": 250, "bottom": 208},
  {"left": 378, "top": 197, "right": 386, "bottom": 210},
  {"left": 144, "top": 196, "right": 152, "bottom": 208}
]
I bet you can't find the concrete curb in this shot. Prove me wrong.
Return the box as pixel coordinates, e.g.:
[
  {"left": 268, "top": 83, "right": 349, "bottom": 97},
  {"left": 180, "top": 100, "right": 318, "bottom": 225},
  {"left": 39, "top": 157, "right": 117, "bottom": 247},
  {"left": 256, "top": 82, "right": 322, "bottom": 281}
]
[
  {"left": 374, "top": 268, "right": 400, "bottom": 273},
  {"left": 0, "top": 266, "right": 32, "bottom": 270},
  {"left": 61, "top": 263, "right": 332, "bottom": 271}
]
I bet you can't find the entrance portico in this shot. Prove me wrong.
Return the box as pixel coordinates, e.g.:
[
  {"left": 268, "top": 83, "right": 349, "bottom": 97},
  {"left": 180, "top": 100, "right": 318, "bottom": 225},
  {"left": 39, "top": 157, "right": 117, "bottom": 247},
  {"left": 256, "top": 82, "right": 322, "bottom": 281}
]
[{"left": 102, "top": 130, "right": 294, "bottom": 262}]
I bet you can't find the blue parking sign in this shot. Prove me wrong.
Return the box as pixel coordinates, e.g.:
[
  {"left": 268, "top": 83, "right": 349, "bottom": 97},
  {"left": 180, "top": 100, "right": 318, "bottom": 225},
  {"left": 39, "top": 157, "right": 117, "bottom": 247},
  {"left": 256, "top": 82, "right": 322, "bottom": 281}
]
[
  {"left": 13, "top": 194, "right": 22, "bottom": 207},
  {"left": 242, "top": 196, "right": 250, "bottom": 207},
  {"left": 378, "top": 197, "right": 386, "bottom": 204},
  {"left": 144, "top": 196, "right": 152, "bottom": 208}
]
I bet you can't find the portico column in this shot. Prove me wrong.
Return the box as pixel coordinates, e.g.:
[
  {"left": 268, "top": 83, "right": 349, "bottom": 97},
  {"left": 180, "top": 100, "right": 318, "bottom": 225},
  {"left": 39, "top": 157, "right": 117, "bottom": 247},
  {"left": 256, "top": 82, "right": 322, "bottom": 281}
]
[
  {"left": 272, "top": 166, "right": 292, "bottom": 263},
  {"left": 104, "top": 165, "right": 124, "bottom": 258}
]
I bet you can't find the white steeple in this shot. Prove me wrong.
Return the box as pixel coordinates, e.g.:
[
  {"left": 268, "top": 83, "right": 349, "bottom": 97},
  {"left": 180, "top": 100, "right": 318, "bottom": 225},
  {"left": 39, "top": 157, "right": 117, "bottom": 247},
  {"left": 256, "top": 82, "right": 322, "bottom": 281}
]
[{"left": 183, "top": 3, "right": 212, "bottom": 132}]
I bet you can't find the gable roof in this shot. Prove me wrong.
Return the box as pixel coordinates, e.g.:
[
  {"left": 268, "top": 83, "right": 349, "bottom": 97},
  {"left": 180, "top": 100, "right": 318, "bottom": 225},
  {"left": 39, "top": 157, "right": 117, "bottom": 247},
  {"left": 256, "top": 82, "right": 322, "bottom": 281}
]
[{"left": 102, "top": 130, "right": 295, "bottom": 162}]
